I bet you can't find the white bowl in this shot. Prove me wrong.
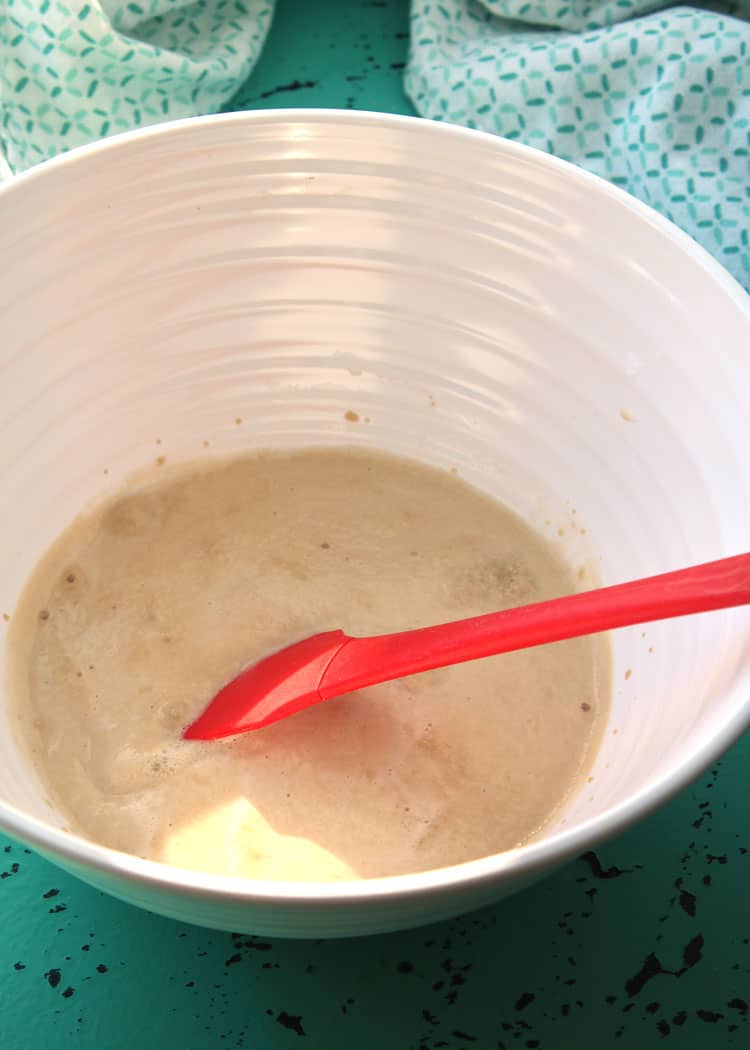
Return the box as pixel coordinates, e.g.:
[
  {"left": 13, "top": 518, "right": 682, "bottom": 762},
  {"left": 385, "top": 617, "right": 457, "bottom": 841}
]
[{"left": 1, "top": 111, "right": 748, "bottom": 938}]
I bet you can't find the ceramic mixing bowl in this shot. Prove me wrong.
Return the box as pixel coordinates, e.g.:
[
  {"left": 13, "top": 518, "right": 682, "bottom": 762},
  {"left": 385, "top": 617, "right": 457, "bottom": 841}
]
[{"left": 0, "top": 111, "right": 748, "bottom": 937}]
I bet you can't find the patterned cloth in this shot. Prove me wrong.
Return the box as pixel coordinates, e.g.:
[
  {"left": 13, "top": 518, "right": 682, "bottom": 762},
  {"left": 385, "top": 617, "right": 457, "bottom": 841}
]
[
  {"left": 1, "top": 0, "right": 749, "bottom": 286},
  {"left": 406, "top": 0, "right": 750, "bottom": 287},
  {"left": 0, "top": 0, "right": 273, "bottom": 174}
]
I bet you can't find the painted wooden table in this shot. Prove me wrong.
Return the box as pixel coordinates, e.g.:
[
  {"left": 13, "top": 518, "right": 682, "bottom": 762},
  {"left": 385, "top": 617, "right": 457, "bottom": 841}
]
[{"left": 2, "top": 2, "right": 748, "bottom": 1047}]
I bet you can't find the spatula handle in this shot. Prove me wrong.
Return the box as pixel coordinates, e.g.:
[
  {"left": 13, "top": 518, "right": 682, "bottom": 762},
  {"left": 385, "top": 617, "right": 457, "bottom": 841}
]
[{"left": 320, "top": 553, "right": 750, "bottom": 698}]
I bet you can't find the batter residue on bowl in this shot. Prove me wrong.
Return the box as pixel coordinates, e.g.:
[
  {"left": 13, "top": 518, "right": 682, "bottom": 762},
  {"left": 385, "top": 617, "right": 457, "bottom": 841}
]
[{"left": 7, "top": 448, "right": 608, "bottom": 881}]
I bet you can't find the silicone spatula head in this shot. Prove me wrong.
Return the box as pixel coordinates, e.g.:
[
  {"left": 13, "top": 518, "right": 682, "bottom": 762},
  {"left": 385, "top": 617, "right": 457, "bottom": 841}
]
[{"left": 183, "top": 630, "right": 349, "bottom": 740}]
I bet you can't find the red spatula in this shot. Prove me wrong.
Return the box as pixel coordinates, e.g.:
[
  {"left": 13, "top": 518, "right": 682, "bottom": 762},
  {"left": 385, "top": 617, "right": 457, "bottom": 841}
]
[{"left": 183, "top": 552, "right": 750, "bottom": 741}]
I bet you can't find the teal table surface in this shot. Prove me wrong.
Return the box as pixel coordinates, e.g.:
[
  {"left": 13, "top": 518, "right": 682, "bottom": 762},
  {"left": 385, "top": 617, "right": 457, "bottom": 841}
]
[{"left": 2, "top": 2, "right": 749, "bottom": 1047}]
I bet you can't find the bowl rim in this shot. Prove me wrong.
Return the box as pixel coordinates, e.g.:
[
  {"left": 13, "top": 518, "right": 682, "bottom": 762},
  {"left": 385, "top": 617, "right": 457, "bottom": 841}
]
[{"left": 1, "top": 107, "right": 749, "bottom": 907}]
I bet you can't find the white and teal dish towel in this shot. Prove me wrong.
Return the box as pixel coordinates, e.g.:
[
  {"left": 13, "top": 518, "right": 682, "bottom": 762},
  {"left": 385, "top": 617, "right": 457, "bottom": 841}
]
[{"left": 1, "top": 0, "right": 748, "bottom": 287}]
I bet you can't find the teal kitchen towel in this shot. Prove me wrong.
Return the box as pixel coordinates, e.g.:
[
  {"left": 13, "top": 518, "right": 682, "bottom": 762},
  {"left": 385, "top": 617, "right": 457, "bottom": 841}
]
[
  {"left": 0, "top": 0, "right": 274, "bottom": 174},
  {"left": 406, "top": 0, "right": 750, "bottom": 287},
  {"left": 1, "top": 0, "right": 748, "bottom": 286}
]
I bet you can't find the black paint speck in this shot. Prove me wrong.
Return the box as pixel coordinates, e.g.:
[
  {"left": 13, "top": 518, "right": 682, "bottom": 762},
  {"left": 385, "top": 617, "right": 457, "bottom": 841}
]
[
  {"left": 45, "top": 968, "right": 61, "bottom": 989},
  {"left": 515, "top": 992, "right": 536, "bottom": 1011},
  {"left": 625, "top": 954, "right": 666, "bottom": 997},
  {"left": 230, "top": 936, "right": 272, "bottom": 953},
  {"left": 277, "top": 1012, "right": 305, "bottom": 1037},
  {"left": 673, "top": 1011, "right": 688, "bottom": 1026},
  {"left": 678, "top": 889, "right": 697, "bottom": 917},
  {"left": 224, "top": 953, "right": 242, "bottom": 967},
  {"left": 451, "top": 1031, "right": 476, "bottom": 1042},
  {"left": 62, "top": 987, "right": 74, "bottom": 999},
  {"left": 96, "top": 964, "right": 107, "bottom": 974},
  {"left": 696, "top": 1009, "right": 723, "bottom": 1023},
  {"left": 13, "top": 962, "right": 25, "bottom": 971},
  {"left": 579, "top": 851, "right": 630, "bottom": 879},
  {"left": 42, "top": 888, "right": 60, "bottom": 899},
  {"left": 656, "top": 1020, "right": 670, "bottom": 1037},
  {"left": 728, "top": 998, "right": 748, "bottom": 1015},
  {"left": 645, "top": 1001, "right": 660, "bottom": 1014},
  {"left": 682, "top": 934, "right": 704, "bottom": 970},
  {"left": 257, "top": 79, "right": 318, "bottom": 101}
]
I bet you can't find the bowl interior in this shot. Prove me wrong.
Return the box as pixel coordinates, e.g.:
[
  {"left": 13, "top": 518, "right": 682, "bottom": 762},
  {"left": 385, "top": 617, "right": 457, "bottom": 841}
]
[{"left": 1, "top": 111, "right": 749, "bottom": 875}]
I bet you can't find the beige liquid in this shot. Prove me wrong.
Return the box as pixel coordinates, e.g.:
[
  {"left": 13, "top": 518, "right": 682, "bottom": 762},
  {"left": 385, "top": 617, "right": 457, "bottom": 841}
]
[{"left": 7, "top": 448, "right": 608, "bottom": 881}]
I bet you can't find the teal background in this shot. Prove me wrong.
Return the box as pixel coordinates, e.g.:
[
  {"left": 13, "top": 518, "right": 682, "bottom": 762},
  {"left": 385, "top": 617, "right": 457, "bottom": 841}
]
[{"left": 2, "top": 1, "right": 749, "bottom": 1047}]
